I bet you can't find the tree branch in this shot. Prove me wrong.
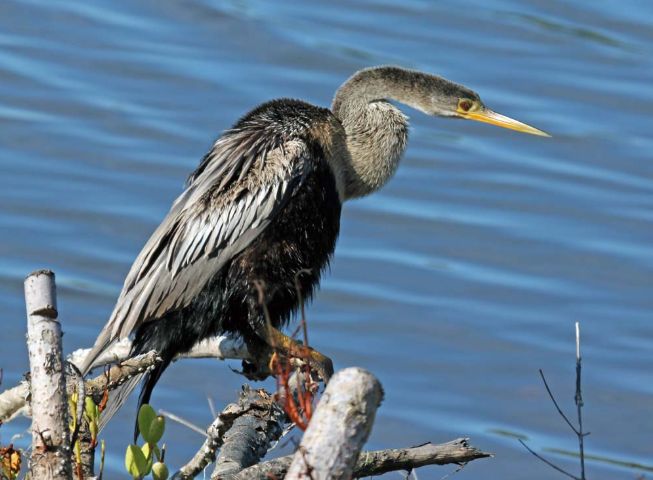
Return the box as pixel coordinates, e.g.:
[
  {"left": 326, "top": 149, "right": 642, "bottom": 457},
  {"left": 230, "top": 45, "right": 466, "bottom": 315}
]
[
  {"left": 0, "top": 381, "right": 29, "bottom": 424},
  {"left": 68, "top": 335, "right": 250, "bottom": 372},
  {"left": 0, "top": 335, "right": 249, "bottom": 423},
  {"left": 25, "top": 269, "right": 72, "bottom": 480},
  {"left": 211, "top": 386, "right": 286, "bottom": 479},
  {"left": 285, "top": 367, "right": 383, "bottom": 480},
  {"left": 230, "top": 438, "right": 492, "bottom": 480},
  {"left": 173, "top": 385, "right": 286, "bottom": 479}
]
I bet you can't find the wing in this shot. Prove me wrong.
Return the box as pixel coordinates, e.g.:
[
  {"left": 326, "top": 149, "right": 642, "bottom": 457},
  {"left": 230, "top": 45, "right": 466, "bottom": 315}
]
[{"left": 82, "top": 122, "right": 318, "bottom": 372}]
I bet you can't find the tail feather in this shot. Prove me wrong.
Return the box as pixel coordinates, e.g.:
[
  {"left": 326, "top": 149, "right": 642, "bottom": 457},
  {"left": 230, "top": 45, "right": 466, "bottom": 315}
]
[
  {"left": 98, "top": 372, "right": 144, "bottom": 432},
  {"left": 133, "top": 357, "right": 172, "bottom": 442},
  {"left": 98, "top": 356, "right": 172, "bottom": 438}
]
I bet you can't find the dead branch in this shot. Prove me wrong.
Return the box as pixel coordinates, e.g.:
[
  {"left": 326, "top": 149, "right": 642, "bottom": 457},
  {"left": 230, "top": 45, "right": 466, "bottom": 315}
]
[
  {"left": 0, "top": 381, "right": 29, "bottom": 424},
  {"left": 25, "top": 269, "right": 72, "bottom": 480},
  {"left": 5, "top": 267, "right": 494, "bottom": 480},
  {"left": 229, "top": 438, "right": 491, "bottom": 479},
  {"left": 67, "top": 335, "right": 250, "bottom": 372},
  {"left": 211, "top": 386, "right": 286, "bottom": 479},
  {"left": 0, "top": 351, "right": 162, "bottom": 424},
  {"left": 520, "top": 322, "right": 588, "bottom": 480},
  {"left": 174, "top": 385, "right": 286, "bottom": 479},
  {"left": 285, "top": 367, "right": 383, "bottom": 480},
  {"left": 84, "top": 352, "right": 162, "bottom": 400}
]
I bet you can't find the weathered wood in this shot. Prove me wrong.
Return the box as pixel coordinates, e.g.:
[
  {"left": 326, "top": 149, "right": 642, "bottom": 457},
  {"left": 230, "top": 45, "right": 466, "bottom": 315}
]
[
  {"left": 0, "top": 381, "right": 29, "bottom": 423},
  {"left": 174, "top": 386, "right": 286, "bottom": 480},
  {"left": 0, "top": 352, "right": 162, "bottom": 423},
  {"left": 25, "top": 269, "right": 72, "bottom": 480},
  {"left": 285, "top": 367, "right": 383, "bottom": 480},
  {"left": 230, "top": 438, "right": 492, "bottom": 479},
  {"left": 210, "top": 386, "right": 286, "bottom": 479},
  {"left": 68, "top": 335, "right": 249, "bottom": 373}
]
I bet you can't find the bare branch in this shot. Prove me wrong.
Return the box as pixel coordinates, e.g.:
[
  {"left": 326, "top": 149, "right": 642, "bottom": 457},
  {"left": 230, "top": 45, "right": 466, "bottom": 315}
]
[
  {"left": 523, "top": 322, "right": 588, "bottom": 480},
  {"left": 0, "top": 335, "right": 244, "bottom": 423},
  {"left": 0, "top": 381, "right": 30, "bottom": 424},
  {"left": 229, "top": 438, "right": 491, "bottom": 480},
  {"left": 67, "top": 334, "right": 250, "bottom": 372},
  {"left": 25, "top": 269, "right": 72, "bottom": 480},
  {"left": 174, "top": 386, "right": 285, "bottom": 480},
  {"left": 159, "top": 409, "right": 207, "bottom": 438},
  {"left": 210, "top": 386, "right": 286, "bottom": 479},
  {"left": 538, "top": 369, "right": 579, "bottom": 435},
  {"left": 519, "top": 440, "right": 580, "bottom": 480},
  {"left": 285, "top": 367, "right": 383, "bottom": 480},
  {"left": 574, "top": 322, "right": 586, "bottom": 480}
]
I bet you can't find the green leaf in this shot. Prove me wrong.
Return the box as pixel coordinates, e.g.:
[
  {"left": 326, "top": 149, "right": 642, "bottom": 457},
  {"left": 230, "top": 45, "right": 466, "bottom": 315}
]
[
  {"left": 125, "top": 444, "right": 147, "bottom": 479},
  {"left": 140, "top": 443, "right": 156, "bottom": 475},
  {"left": 152, "top": 462, "right": 169, "bottom": 480},
  {"left": 147, "top": 416, "right": 166, "bottom": 444},
  {"left": 89, "top": 419, "right": 98, "bottom": 439},
  {"left": 84, "top": 396, "right": 98, "bottom": 422},
  {"left": 137, "top": 404, "right": 156, "bottom": 442}
]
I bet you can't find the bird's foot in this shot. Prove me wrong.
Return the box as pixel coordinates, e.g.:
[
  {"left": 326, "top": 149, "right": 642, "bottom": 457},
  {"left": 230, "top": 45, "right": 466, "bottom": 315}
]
[
  {"left": 244, "top": 326, "right": 333, "bottom": 384},
  {"left": 240, "top": 357, "right": 273, "bottom": 381},
  {"left": 268, "top": 347, "right": 334, "bottom": 385}
]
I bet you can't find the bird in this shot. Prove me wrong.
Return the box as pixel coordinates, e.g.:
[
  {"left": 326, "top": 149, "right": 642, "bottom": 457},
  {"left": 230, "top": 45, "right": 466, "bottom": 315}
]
[{"left": 80, "top": 65, "right": 548, "bottom": 432}]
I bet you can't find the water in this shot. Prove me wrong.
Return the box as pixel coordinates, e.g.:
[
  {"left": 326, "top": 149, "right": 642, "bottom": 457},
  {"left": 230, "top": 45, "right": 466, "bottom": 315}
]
[{"left": 1, "top": 1, "right": 652, "bottom": 478}]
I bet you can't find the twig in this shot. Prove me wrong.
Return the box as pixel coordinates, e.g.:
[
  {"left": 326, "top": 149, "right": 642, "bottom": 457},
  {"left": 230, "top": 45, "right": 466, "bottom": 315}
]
[
  {"left": 1, "top": 335, "right": 249, "bottom": 424},
  {"left": 538, "top": 370, "right": 579, "bottom": 436},
  {"left": 575, "top": 322, "right": 586, "bottom": 480},
  {"left": 521, "top": 322, "right": 588, "bottom": 480},
  {"left": 173, "top": 413, "right": 230, "bottom": 479},
  {"left": 519, "top": 440, "right": 580, "bottom": 480},
  {"left": 159, "top": 410, "right": 208, "bottom": 438},
  {"left": 229, "top": 438, "right": 491, "bottom": 480}
]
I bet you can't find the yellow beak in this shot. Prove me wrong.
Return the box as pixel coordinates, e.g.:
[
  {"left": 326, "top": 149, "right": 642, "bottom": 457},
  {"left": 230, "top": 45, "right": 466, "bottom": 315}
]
[{"left": 461, "top": 108, "right": 551, "bottom": 137}]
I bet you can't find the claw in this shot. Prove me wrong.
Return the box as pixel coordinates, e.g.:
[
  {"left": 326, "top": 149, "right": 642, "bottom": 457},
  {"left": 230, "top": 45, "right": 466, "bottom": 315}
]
[
  {"left": 305, "top": 346, "right": 333, "bottom": 384},
  {"left": 247, "top": 325, "right": 333, "bottom": 384}
]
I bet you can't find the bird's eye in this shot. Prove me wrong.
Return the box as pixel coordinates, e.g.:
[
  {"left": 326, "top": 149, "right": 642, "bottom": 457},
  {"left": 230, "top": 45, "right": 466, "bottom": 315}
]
[{"left": 458, "top": 99, "right": 473, "bottom": 112}]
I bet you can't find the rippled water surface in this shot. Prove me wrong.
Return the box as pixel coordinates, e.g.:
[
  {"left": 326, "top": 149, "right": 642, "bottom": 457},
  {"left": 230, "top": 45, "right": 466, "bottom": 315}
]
[{"left": 2, "top": 1, "right": 652, "bottom": 478}]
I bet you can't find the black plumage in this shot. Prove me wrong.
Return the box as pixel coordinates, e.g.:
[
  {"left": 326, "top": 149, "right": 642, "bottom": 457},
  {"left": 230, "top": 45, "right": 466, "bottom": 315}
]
[
  {"left": 81, "top": 99, "right": 343, "bottom": 428},
  {"left": 81, "top": 66, "right": 548, "bottom": 432},
  {"left": 131, "top": 100, "right": 342, "bottom": 408}
]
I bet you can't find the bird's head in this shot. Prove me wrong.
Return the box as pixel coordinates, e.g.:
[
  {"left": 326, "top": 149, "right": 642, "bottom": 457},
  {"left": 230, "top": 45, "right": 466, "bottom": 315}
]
[{"left": 427, "top": 79, "right": 550, "bottom": 137}]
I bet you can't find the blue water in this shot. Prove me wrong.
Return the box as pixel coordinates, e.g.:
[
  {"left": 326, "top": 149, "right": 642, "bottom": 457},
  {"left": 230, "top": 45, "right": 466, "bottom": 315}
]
[{"left": 1, "top": 1, "right": 652, "bottom": 478}]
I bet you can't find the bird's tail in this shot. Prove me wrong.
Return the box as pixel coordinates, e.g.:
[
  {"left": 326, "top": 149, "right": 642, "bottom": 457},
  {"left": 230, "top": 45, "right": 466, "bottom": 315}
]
[
  {"left": 97, "top": 355, "right": 172, "bottom": 438},
  {"left": 98, "top": 372, "right": 143, "bottom": 432},
  {"left": 133, "top": 356, "right": 171, "bottom": 442}
]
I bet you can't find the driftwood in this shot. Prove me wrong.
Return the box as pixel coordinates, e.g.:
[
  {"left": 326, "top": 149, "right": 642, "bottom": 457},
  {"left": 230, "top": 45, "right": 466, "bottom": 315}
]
[
  {"left": 1, "top": 268, "right": 492, "bottom": 479},
  {"left": 177, "top": 370, "right": 490, "bottom": 479},
  {"left": 230, "top": 438, "right": 491, "bottom": 479},
  {"left": 211, "top": 386, "right": 286, "bottom": 479},
  {"left": 24, "top": 270, "right": 72, "bottom": 480},
  {"left": 174, "top": 386, "right": 286, "bottom": 479},
  {"left": 286, "top": 367, "right": 382, "bottom": 480}
]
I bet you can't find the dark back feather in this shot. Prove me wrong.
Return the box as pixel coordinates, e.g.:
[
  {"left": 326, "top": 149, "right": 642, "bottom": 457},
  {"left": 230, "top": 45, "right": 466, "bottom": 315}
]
[{"left": 80, "top": 99, "right": 335, "bottom": 375}]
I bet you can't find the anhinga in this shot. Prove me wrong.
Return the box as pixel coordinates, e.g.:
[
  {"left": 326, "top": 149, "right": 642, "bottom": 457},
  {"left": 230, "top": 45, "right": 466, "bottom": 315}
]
[{"left": 80, "top": 66, "right": 549, "bottom": 430}]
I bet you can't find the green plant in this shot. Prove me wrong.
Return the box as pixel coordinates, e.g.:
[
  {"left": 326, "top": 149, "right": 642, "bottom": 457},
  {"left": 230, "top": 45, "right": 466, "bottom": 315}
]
[{"left": 124, "top": 404, "right": 168, "bottom": 480}]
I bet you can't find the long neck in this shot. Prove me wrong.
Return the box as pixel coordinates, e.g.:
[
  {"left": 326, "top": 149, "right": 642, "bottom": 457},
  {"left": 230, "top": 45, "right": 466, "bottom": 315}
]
[{"left": 331, "top": 66, "right": 437, "bottom": 199}]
